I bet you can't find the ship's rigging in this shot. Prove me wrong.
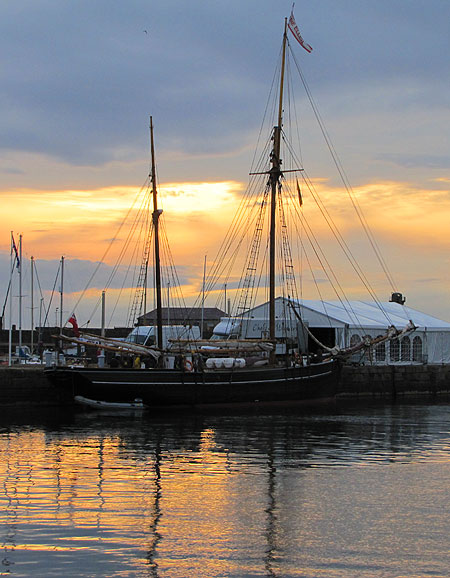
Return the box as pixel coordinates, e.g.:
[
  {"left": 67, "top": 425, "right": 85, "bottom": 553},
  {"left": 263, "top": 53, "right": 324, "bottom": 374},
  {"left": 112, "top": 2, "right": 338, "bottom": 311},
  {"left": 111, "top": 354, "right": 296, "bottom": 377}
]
[
  {"left": 61, "top": 13, "right": 414, "bottom": 359},
  {"left": 199, "top": 19, "right": 414, "bottom": 350}
]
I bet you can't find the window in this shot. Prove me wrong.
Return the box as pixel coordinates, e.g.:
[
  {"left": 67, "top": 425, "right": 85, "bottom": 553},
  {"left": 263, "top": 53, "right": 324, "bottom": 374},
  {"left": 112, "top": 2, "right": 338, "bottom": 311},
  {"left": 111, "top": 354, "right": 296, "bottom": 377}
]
[
  {"left": 349, "top": 334, "right": 363, "bottom": 360},
  {"left": 401, "top": 336, "right": 411, "bottom": 362},
  {"left": 350, "top": 334, "right": 362, "bottom": 347},
  {"left": 412, "top": 336, "right": 423, "bottom": 362},
  {"left": 390, "top": 339, "right": 400, "bottom": 362},
  {"left": 375, "top": 337, "right": 386, "bottom": 362}
]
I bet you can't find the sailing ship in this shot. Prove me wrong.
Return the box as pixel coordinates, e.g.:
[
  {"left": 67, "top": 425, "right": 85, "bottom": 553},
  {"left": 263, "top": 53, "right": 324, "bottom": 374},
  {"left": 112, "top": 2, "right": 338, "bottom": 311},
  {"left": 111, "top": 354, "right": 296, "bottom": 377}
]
[{"left": 45, "top": 13, "right": 412, "bottom": 409}]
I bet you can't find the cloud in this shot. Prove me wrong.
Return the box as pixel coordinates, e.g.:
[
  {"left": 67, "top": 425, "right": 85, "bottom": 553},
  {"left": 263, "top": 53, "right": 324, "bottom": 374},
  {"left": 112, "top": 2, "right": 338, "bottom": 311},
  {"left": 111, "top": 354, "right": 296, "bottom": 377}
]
[
  {"left": 1, "top": 167, "right": 25, "bottom": 175},
  {"left": 0, "top": 1, "right": 268, "bottom": 167},
  {"left": 1, "top": 1, "right": 448, "bottom": 173},
  {"left": 377, "top": 154, "right": 450, "bottom": 170},
  {"left": 1, "top": 1, "right": 449, "bottom": 323}
]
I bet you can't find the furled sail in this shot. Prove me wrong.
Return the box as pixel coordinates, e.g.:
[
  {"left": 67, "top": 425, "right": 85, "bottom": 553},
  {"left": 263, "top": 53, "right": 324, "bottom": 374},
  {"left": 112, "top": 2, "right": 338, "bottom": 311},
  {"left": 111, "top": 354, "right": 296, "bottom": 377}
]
[{"left": 56, "top": 333, "right": 161, "bottom": 360}]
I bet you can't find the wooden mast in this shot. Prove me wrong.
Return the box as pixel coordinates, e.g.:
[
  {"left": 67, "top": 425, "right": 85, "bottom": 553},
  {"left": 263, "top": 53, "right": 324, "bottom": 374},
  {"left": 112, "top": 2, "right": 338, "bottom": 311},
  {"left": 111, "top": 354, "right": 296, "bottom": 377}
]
[
  {"left": 269, "top": 18, "right": 288, "bottom": 347},
  {"left": 150, "top": 116, "right": 163, "bottom": 350}
]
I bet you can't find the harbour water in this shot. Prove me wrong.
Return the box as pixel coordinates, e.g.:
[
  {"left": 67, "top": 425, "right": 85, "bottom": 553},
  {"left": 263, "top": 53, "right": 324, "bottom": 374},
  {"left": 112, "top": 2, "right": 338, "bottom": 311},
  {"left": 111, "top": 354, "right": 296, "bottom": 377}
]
[{"left": 1, "top": 399, "right": 450, "bottom": 577}]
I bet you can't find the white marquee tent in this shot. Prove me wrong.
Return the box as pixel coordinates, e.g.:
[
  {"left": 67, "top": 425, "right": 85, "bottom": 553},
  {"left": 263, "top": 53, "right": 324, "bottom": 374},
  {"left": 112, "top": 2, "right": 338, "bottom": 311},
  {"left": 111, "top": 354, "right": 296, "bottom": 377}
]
[
  {"left": 213, "top": 298, "right": 450, "bottom": 364},
  {"left": 296, "top": 299, "right": 450, "bottom": 365}
]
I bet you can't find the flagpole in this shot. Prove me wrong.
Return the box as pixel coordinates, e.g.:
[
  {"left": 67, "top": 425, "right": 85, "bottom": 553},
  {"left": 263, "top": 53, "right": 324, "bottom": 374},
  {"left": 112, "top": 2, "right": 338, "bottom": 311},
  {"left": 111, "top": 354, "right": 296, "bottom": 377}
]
[
  {"left": 60, "top": 256, "right": 64, "bottom": 334},
  {"left": 19, "top": 234, "right": 22, "bottom": 349},
  {"left": 8, "top": 232, "right": 13, "bottom": 366},
  {"left": 31, "top": 256, "right": 34, "bottom": 354},
  {"left": 58, "top": 256, "right": 64, "bottom": 364},
  {"left": 39, "top": 297, "right": 43, "bottom": 358},
  {"left": 167, "top": 281, "right": 170, "bottom": 326},
  {"left": 101, "top": 290, "right": 106, "bottom": 338}
]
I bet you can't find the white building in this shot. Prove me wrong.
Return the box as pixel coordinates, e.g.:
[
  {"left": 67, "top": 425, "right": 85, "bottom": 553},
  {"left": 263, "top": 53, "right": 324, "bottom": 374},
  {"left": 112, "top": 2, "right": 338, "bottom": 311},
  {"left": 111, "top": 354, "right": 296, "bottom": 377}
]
[{"left": 212, "top": 297, "right": 450, "bottom": 365}]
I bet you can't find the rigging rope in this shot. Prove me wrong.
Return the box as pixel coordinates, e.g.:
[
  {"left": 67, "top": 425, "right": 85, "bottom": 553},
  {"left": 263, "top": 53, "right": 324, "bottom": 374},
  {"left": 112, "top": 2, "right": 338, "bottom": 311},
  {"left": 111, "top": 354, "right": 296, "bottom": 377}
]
[{"left": 288, "top": 40, "right": 398, "bottom": 294}]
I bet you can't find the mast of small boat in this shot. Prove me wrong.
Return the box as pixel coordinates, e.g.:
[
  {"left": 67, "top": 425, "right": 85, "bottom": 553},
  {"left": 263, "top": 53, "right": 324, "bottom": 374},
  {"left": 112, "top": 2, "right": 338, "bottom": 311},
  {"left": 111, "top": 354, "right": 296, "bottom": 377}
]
[
  {"left": 18, "top": 234, "right": 23, "bottom": 349},
  {"left": 268, "top": 18, "right": 288, "bottom": 349},
  {"left": 58, "top": 255, "right": 64, "bottom": 364},
  {"left": 149, "top": 116, "right": 163, "bottom": 350},
  {"left": 8, "top": 232, "right": 14, "bottom": 366},
  {"left": 101, "top": 290, "right": 106, "bottom": 338},
  {"left": 30, "top": 255, "right": 34, "bottom": 353}
]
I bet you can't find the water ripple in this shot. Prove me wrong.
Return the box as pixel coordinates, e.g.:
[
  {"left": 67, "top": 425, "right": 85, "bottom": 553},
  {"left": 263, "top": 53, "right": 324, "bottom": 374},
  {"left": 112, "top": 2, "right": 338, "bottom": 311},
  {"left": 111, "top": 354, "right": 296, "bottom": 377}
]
[{"left": 1, "top": 401, "right": 450, "bottom": 577}]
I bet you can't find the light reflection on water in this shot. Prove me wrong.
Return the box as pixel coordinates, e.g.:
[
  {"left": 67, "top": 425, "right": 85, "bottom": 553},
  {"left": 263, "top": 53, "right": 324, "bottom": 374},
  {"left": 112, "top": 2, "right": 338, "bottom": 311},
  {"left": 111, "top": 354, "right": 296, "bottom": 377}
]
[{"left": 1, "top": 400, "right": 450, "bottom": 577}]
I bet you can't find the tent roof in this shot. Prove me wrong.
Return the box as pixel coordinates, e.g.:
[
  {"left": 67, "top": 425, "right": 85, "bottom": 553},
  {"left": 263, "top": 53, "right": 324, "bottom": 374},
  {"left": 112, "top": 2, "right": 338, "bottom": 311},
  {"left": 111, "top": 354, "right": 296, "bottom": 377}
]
[{"left": 294, "top": 299, "right": 450, "bottom": 330}]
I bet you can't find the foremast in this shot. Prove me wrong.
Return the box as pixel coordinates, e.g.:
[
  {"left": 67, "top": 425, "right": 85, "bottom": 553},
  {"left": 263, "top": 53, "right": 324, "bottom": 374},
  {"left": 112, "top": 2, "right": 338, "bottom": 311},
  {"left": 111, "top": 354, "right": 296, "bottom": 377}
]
[
  {"left": 150, "top": 116, "right": 163, "bottom": 350},
  {"left": 269, "top": 18, "right": 288, "bottom": 347}
]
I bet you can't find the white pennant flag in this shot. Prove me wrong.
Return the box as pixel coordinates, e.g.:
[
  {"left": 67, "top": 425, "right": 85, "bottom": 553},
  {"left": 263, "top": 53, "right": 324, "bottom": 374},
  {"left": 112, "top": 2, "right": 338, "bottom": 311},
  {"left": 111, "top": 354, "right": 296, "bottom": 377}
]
[{"left": 288, "top": 9, "right": 313, "bottom": 53}]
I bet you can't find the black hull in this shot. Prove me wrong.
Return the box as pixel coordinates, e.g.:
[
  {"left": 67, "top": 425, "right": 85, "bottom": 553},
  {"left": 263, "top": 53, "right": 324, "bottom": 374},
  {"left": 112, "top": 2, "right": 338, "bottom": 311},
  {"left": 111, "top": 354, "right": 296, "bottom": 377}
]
[{"left": 45, "top": 360, "right": 339, "bottom": 409}]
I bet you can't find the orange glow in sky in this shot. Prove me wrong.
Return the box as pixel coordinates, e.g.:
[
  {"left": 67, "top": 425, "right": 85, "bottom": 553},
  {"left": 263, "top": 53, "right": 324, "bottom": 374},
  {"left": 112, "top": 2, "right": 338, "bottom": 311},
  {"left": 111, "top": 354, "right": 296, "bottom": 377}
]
[
  {"left": 1, "top": 175, "right": 449, "bottom": 322},
  {"left": 1, "top": 1, "right": 449, "bottom": 327},
  {"left": 0, "top": 181, "right": 241, "bottom": 260}
]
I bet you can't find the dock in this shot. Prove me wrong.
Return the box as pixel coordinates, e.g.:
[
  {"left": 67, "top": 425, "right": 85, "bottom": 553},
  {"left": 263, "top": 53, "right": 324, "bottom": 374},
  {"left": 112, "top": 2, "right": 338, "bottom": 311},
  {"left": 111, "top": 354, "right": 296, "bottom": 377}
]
[{"left": 0, "top": 364, "right": 449, "bottom": 407}]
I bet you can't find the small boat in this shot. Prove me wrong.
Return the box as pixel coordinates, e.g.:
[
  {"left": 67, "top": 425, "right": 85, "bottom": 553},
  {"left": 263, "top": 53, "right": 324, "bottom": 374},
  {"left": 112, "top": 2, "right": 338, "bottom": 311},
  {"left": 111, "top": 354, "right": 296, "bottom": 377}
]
[
  {"left": 74, "top": 395, "right": 145, "bottom": 410},
  {"left": 45, "top": 11, "right": 412, "bottom": 410}
]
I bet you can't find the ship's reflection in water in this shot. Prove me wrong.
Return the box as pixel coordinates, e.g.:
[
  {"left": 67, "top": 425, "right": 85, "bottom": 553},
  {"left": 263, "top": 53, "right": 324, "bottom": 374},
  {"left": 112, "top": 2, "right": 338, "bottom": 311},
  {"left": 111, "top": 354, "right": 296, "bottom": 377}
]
[{"left": 1, "top": 401, "right": 450, "bottom": 577}]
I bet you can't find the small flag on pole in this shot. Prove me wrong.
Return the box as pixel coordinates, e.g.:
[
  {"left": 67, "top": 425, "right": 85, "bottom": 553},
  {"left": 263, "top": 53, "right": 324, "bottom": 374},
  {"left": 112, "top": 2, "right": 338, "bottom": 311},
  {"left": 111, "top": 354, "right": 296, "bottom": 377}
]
[
  {"left": 288, "top": 8, "right": 313, "bottom": 53},
  {"left": 11, "top": 234, "right": 20, "bottom": 269},
  {"left": 296, "top": 179, "right": 303, "bottom": 207},
  {"left": 68, "top": 313, "right": 80, "bottom": 337}
]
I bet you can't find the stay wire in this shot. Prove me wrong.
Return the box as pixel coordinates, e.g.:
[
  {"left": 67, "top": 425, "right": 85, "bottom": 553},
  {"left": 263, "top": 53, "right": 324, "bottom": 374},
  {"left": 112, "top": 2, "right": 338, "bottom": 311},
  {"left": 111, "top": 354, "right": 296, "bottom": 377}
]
[{"left": 288, "top": 41, "right": 397, "bottom": 293}]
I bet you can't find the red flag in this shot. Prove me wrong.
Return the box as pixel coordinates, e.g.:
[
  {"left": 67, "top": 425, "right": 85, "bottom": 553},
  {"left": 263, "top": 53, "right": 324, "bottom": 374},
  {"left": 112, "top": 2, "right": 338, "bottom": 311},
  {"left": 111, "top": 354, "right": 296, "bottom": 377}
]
[
  {"left": 288, "top": 10, "right": 313, "bottom": 53},
  {"left": 68, "top": 314, "right": 80, "bottom": 337}
]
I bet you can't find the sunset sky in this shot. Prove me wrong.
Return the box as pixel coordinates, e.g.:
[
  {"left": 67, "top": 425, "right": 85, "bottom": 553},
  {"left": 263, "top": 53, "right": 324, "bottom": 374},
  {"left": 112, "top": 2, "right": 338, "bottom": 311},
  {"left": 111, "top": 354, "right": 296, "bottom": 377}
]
[{"left": 1, "top": 0, "right": 449, "bottom": 329}]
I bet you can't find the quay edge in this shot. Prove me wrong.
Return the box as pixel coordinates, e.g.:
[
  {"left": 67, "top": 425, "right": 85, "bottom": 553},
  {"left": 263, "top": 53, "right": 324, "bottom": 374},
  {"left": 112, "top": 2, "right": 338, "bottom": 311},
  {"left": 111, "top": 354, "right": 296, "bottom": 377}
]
[
  {"left": 0, "top": 364, "right": 449, "bottom": 408},
  {"left": 0, "top": 366, "right": 73, "bottom": 407},
  {"left": 338, "top": 364, "right": 450, "bottom": 399}
]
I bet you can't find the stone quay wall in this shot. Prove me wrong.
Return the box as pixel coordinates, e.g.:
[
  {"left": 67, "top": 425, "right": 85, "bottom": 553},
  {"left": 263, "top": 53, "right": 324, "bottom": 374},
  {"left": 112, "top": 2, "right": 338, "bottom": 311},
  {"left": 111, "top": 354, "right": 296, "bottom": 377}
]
[
  {"left": 0, "top": 364, "right": 449, "bottom": 407},
  {"left": 338, "top": 364, "right": 450, "bottom": 398},
  {"left": 0, "top": 366, "right": 73, "bottom": 407}
]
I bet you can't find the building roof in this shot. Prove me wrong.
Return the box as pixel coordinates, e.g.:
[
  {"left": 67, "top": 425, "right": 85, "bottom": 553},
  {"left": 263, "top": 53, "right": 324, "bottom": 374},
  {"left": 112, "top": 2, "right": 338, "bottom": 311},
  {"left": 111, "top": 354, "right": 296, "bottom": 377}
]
[
  {"left": 295, "top": 299, "right": 450, "bottom": 330},
  {"left": 139, "top": 307, "right": 227, "bottom": 323},
  {"left": 244, "top": 297, "right": 450, "bottom": 331}
]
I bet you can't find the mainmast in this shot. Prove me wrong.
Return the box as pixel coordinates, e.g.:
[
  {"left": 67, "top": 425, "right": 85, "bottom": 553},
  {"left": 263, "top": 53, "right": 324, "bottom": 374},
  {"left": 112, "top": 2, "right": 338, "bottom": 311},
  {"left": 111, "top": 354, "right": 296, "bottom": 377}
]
[
  {"left": 150, "top": 116, "right": 163, "bottom": 350},
  {"left": 269, "top": 18, "right": 288, "bottom": 345}
]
